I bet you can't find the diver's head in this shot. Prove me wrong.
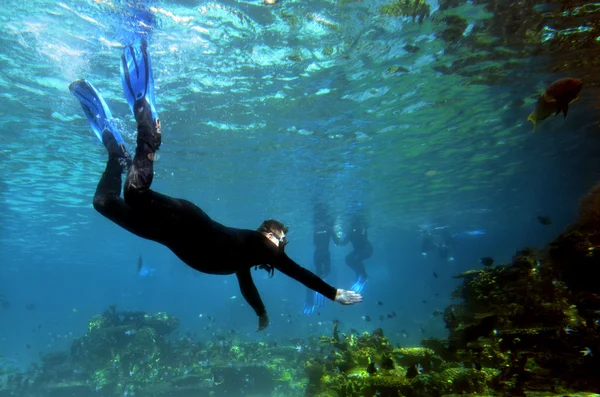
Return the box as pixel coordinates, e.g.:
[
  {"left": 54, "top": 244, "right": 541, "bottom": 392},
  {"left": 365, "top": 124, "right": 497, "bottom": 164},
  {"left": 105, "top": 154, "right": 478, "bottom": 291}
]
[{"left": 258, "top": 219, "right": 289, "bottom": 248}]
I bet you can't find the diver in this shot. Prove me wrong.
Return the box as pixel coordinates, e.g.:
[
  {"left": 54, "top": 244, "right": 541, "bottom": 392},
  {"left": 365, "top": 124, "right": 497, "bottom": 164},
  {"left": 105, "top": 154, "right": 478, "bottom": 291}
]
[
  {"left": 338, "top": 215, "right": 373, "bottom": 293},
  {"left": 69, "top": 41, "right": 362, "bottom": 332},
  {"left": 303, "top": 202, "right": 342, "bottom": 314},
  {"left": 420, "top": 232, "right": 436, "bottom": 256},
  {"left": 437, "top": 228, "right": 453, "bottom": 262},
  {"left": 420, "top": 225, "right": 454, "bottom": 262}
]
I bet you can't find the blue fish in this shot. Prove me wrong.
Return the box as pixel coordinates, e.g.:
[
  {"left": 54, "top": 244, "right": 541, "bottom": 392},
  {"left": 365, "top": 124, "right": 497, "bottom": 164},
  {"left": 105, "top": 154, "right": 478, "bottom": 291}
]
[{"left": 453, "top": 230, "right": 486, "bottom": 238}]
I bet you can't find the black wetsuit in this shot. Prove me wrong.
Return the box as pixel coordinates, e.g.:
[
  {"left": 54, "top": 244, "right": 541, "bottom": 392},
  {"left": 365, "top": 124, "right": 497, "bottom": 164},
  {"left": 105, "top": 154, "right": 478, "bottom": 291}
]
[
  {"left": 341, "top": 226, "right": 373, "bottom": 280},
  {"left": 313, "top": 224, "right": 339, "bottom": 279},
  {"left": 92, "top": 109, "right": 337, "bottom": 317}
]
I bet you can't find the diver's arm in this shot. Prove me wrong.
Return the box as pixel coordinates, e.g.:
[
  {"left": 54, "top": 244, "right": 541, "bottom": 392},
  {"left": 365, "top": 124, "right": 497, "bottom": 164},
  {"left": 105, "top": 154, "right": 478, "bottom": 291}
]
[
  {"left": 330, "top": 228, "right": 344, "bottom": 246},
  {"left": 273, "top": 254, "right": 338, "bottom": 300},
  {"left": 336, "top": 234, "right": 350, "bottom": 246},
  {"left": 236, "top": 268, "right": 269, "bottom": 331}
]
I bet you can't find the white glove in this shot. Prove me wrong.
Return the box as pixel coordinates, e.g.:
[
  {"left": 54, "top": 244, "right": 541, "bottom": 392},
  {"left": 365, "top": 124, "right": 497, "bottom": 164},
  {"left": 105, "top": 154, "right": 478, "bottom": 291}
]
[{"left": 334, "top": 289, "right": 363, "bottom": 305}]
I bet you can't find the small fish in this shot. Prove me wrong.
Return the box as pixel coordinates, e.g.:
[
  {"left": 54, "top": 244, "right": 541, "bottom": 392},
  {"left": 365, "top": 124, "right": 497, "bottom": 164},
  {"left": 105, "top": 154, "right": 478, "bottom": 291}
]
[
  {"left": 415, "top": 363, "right": 424, "bottom": 374},
  {"left": 581, "top": 347, "right": 592, "bottom": 356},
  {"left": 401, "top": 329, "right": 408, "bottom": 338},
  {"left": 537, "top": 215, "right": 552, "bottom": 225},
  {"left": 528, "top": 77, "right": 583, "bottom": 132},
  {"left": 480, "top": 257, "right": 495, "bottom": 267},
  {"left": 432, "top": 272, "right": 438, "bottom": 278},
  {"left": 376, "top": 301, "right": 383, "bottom": 306},
  {"left": 379, "top": 315, "right": 385, "bottom": 321},
  {"left": 230, "top": 296, "right": 237, "bottom": 300},
  {"left": 25, "top": 303, "right": 36, "bottom": 311},
  {"left": 387, "top": 311, "right": 397, "bottom": 319},
  {"left": 362, "top": 315, "right": 371, "bottom": 322},
  {"left": 25, "top": 344, "right": 31, "bottom": 350}
]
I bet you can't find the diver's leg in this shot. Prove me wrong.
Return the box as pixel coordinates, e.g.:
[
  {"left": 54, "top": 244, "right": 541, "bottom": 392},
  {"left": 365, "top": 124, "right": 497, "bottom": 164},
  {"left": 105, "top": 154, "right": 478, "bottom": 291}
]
[
  {"left": 120, "top": 41, "right": 211, "bottom": 229},
  {"left": 305, "top": 249, "right": 325, "bottom": 314},
  {"left": 314, "top": 250, "right": 324, "bottom": 278},
  {"left": 88, "top": 150, "right": 174, "bottom": 242},
  {"left": 124, "top": 99, "right": 161, "bottom": 201},
  {"left": 322, "top": 253, "right": 331, "bottom": 279},
  {"left": 345, "top": 252, "right": 357, "bottom": 273},
  {"left": 69, "top": 78, "right": 154, "bottom": 235},
  {"left": 69, "top": 79, "right": 132, "bottom": 169},
  {"left": 93, "top": 155, "right": 136, "bottom": 228},
  {"left": 311, "top": 251, "right": 330, "bottom": 307},
  {"left": 119, "top": 40, "right": 165, "bottom": 208},
  {"left": 123, "top": 104, "right": 192, "bottom": 221},
  {"left": 354, "top": 260, "right": 368, "bottom": 281},
  {"left": 346, "top": 252, "right": 368, "bottom": 293}
]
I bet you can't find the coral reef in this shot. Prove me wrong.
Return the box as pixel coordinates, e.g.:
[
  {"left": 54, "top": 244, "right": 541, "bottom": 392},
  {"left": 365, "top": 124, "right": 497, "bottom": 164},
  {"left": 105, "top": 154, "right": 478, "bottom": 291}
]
[
  {"left": 0, "top": 305, "right": 304, "bottom": 397},
  {"left": 419, "top": 184, "right": 600, "bottom": 395}
]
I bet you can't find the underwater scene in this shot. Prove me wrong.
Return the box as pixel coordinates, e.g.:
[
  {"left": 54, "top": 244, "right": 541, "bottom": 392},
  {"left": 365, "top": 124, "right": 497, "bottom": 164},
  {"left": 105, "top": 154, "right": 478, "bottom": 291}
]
[{"left": 1, "top": 0, "right": 600, "bottom": 396}]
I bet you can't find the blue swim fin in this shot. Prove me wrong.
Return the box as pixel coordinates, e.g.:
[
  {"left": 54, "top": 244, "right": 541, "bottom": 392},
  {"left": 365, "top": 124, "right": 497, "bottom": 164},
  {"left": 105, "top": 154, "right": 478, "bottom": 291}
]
[
  {"left": 120, "top": 39, "right": 158, "bottom": 123},
  {"left": 303, "top": 302, "right": 315, "bottom": 315},
  {"left": 314, "top": 292, "right": 326, "bottom": 307},
  {"left": 351, "top": 277, "right": 367, "bottom": 293},
  {"left": 69, "top": 79, "right": 131, "bottom": 164},
  {"left": 303, "top": 288, "right": 315, "bottom": 315}
]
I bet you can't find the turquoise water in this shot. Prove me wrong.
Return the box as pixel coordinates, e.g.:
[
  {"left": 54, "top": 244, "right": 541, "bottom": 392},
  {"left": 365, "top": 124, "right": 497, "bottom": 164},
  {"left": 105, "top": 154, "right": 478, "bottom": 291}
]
[{"left": 1, "top": 0, "right": 599, "bottom": 395}]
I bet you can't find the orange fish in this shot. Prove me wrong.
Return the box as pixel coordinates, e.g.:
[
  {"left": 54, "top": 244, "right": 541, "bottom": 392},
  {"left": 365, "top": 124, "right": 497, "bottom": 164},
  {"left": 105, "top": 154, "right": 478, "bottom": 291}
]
[{"left": 527, "top": 77, "right": 583, "bottom": 132}]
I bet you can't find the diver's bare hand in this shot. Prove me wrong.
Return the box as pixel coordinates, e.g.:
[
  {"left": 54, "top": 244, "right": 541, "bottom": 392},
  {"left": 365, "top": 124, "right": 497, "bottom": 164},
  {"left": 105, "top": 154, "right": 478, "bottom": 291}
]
[
  {"left": 334, "top": 289, "right": 363, "bottom": 305},
  {"left": 257, "top": 312, "right": 270, "bottom": 331}
]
